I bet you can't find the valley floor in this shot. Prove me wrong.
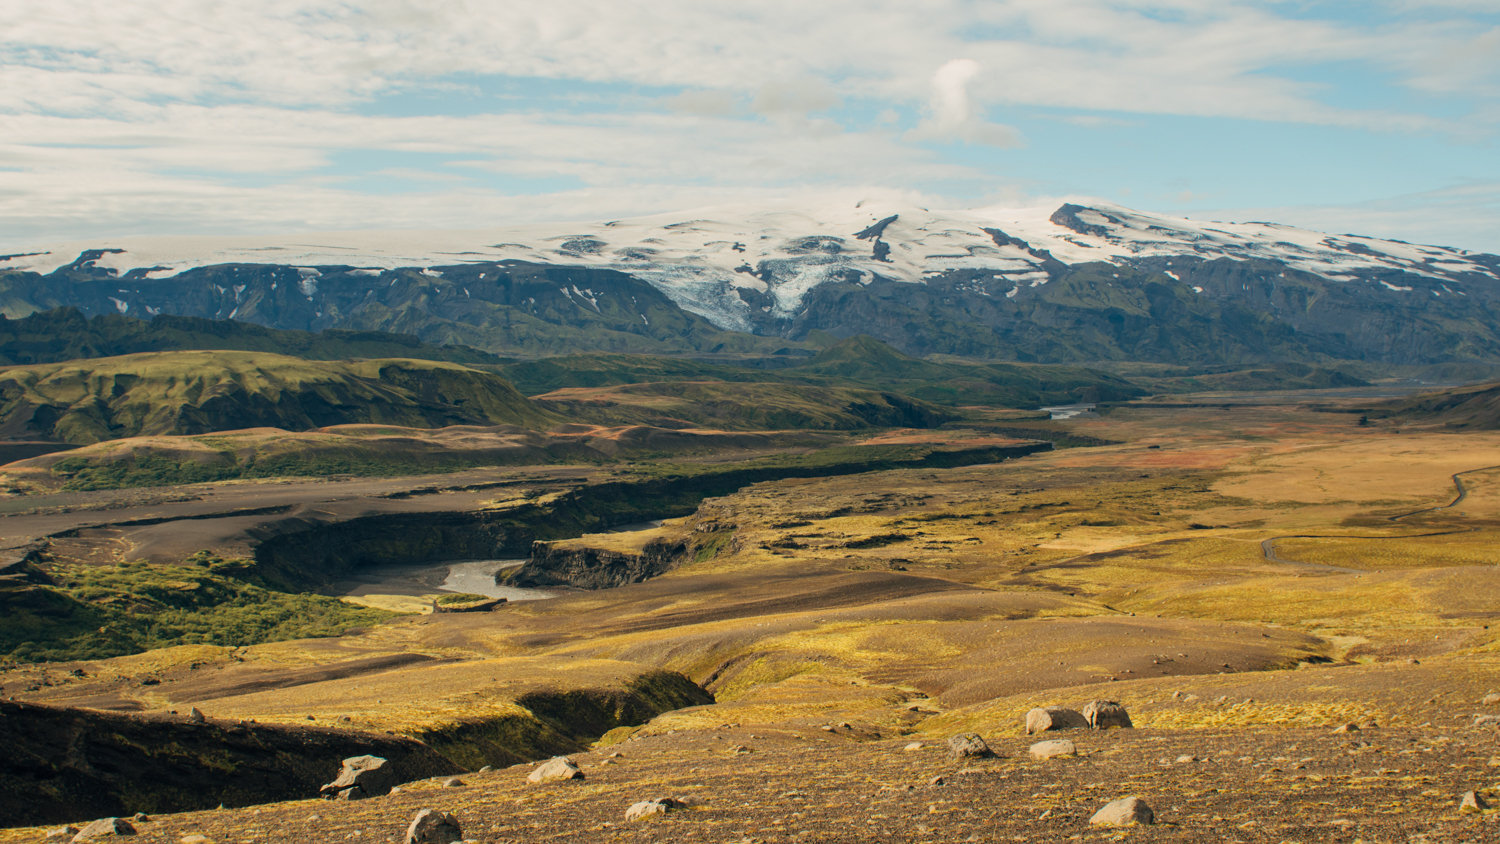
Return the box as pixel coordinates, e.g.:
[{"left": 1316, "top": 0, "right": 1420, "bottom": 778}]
[{"left": 2, "top": 397, "right": 1499, "bottom": 840}]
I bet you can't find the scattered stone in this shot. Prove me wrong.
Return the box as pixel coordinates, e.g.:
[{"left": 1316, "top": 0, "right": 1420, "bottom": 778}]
[
  {"left": 44, "top": 827, "right": 78, "bottom": 840},
  {"left": 1029, "top": 739, "right": 1077, "bottom": 759},
  {"left": 477, "top": 766, "right": 492, "bottom": 773},
  {"left": 947, "top": 733, "right": 994, "bottom": 759},
  {"left": 129, "top": 814, "right": 148, "bottom": 823},
  {"left": 1460, "top": 791, "right": 1488, "bottom": 814},
  {"left": 625, "top": 797, "right": 687, "bottom": 821},
  {"left": 179, "top": 836, "right": 207, "bottom": 844},
  {"left": 1333, "top": 723, "right": 1361, "bottom": 733},
  {"left": 1483, "top": 692, "right": 1500, "bottom": 706},
  {"left": 928, "top": 775, "right": 945, "bottom": 786},
  {"left": 1081, "top": 700, "right": 1133, "bottom": 730},
  {"left": 1176, "top": 755, "right": 1196, "bottom": 764},
  {"left": 186, "top": 708, "right": 205, "bottom": 724},
  {"left": 607, "top": 752, "right": 623, "bottom": 758},
  {"left": 1474, "top": 715, "right": 1500, "bottom": 728},
  {"left": 1089, "top": 797, "right": 1155, "bottom": 827},
  {"left": 321, "top": 755, "right": 397, "bottom": 800},
  {"left": 404, "top": 808, "right": 462, "bottom": 844},
  {"left": 1025, "top": 706, "right": 1089, "bottom": 734},
  {"left": 528, "top": 756, "right": 584, "bottom": 783},
  {"left": 71, "top": 818, "right": 136, "bottom": 841},
  {"left": 441, "top": 777, "right": 464, "bottom": 788},
  {"left": 903, "top": 742, "right": 924, "bottom": 751}
]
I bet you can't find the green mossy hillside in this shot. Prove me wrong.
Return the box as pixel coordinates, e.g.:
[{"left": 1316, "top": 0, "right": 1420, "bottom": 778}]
[
  {"left": 505, "top": 336, "right": 1147, "bottom": 408},
  {"left": 535, "top": 380, "right": 960, "bottom": 430},
  {"left": 0, "top": 307, "right": 504, "bottom": 367},
  {"left": 0, "top": 554, "right": 394, "bottom": 664},
  {"left": 0, "top": 351, "right": 560, "bottom": 444}
]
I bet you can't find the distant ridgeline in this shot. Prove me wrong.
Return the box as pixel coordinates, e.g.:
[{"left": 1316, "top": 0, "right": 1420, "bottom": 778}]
[
  {"left": 3, "top": 200, "right": 1500, "bottom": 366},
  {"left": 0, "top": 307, "right": 501, "bottom": 366}
]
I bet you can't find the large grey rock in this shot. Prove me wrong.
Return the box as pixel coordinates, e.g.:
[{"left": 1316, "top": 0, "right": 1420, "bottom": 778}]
[
  {"left": 320, "top": 755, "right": 397, "bottom": 800},
  {"left": 71, "top": 818, "right": 135, "bottom": 842},
  {"left": 946, "top": 733, "right": 993, "bottom": 760},
  {"left": 1025, "top": 706, "right": 1089, "bottom": 735},
  {"left": 1089, "top": 797, "right": 1155, "bottom": 826},
  {"left": 527, "top": 756, "right": 584, "bottom": 783},
  {"left": 1029, "top": 739, "right": 1077, "bottom": 759},
  {"left": 625, "top": 797, "right": 687, "bottom": 821},
  {"left": 1081, "top": 700, "right": 1133, "bottom": 730},
  {"left": 404, "top": 809, "right": 462, "bottom": 844}
]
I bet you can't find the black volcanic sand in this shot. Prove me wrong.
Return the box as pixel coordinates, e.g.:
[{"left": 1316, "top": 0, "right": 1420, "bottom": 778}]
[{"left": 6, "top": 725, "right": 1496, "bottom": 843}]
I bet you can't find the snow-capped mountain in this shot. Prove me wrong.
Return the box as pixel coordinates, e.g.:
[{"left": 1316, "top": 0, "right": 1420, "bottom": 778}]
[{"left": 4, "top": 198, "right": 1499, "bottom": 365}]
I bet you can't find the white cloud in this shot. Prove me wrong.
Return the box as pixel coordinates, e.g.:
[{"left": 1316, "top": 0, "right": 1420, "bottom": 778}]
[
  {"left": 907, "top": 59, "right": 1024, "bottom": 147},
  {"left": 0, "top": 1, "right": 1497, "bottom": 247},
  {"left": 1187, "top": 182, "right": 1500, "bottom": 254}
]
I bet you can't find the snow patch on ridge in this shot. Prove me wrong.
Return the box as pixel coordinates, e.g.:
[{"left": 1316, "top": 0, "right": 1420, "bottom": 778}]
[{"left": 8, "top": 195, "right": 1498, "bottom": 334}]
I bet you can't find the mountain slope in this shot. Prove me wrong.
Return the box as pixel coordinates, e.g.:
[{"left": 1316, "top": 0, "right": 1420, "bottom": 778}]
[
  {"left": 4, "top": 198, "right": 1498, "bottom": 366},
  {"left": 0, "top": 307, "right": 503, "bottom": 366},
  {"left": 0, "top": 352, "right": 561, "bottom": 444},
  {"left": 533, "top": 380, "right": 959, "bottom": 431}
]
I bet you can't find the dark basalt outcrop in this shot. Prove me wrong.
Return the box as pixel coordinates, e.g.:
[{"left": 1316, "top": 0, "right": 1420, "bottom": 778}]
[
  {"left": 0, "top": 700, "right": 458, "bottom": 827},
  {"left": 516, "top": 536, "right": 691, "bottom": 589}
]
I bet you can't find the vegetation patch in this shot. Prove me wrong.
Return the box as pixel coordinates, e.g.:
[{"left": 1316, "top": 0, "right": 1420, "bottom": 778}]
[{"left": 0, "top": 553, "right": 394, "bottom": 663}]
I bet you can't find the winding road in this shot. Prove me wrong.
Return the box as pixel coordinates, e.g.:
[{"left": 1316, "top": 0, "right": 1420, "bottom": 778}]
[{"left": 1259, "top": 464, "right": 1500, "bottom": 569}]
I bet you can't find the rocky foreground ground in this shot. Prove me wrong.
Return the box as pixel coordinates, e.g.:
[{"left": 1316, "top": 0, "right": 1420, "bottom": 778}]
[{"left": 10, "top": 718, "right": 1499, "bottom": 844}]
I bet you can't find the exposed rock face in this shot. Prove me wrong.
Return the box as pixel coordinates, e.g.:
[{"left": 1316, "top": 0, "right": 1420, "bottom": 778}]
[
  {"left": 1081, "top": 700, "right": 1133, "bottom": 730},
  {"left": 517, "top": 537, "right": 690, "bottom": 590},
  {"left": 527, "top": 757, "right": 585, "bottom": 783},
  {"left": 625, "top": 798, "right": 687, "bottom": 820},
  {"left": 70, "top": 818, "right": 134, "bottom": 841},
  {"left": 1029, "top": 740, "right": 1077, "bottom": 759},
  {"left": 404, "top": 809, "right": 463, "bottom": 844},
  {"left": 1025, "top": 706, "right": 1089, "bottom": 734},
  {"left": 947, "top": 734, "right": 994, "bottom": 760},
  {"left": 0, "top": 700, "right": 457, "bottom": 828},
  {"left": 1089, "top": 797, "right": 1155, "bottom": 826},
  {"left": 321, "top": 755, "right": 399, "bottom": 800}
]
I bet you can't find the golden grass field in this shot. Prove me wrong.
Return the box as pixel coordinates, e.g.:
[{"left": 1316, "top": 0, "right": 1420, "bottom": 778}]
[{"left": 3, "top": 397, "right": 1499, "bottom": 841}]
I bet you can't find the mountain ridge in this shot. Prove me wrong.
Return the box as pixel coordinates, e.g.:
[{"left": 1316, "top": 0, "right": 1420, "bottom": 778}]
[{"left": 4, "top": 198, "right": 1498, "bottom": 367}]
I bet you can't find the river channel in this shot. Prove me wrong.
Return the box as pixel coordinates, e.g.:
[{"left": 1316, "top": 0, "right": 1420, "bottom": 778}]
[{"left": 335, "top": 519, "right": 666, "bottom": 603}]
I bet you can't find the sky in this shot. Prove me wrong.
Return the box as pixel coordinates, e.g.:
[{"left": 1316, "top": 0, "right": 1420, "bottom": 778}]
[{"left": 3, "top": 0, "right": 1499, "bottom": 254}]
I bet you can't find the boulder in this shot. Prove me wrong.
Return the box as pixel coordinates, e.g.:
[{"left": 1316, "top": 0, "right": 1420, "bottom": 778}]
[
  {"left": 1474, "top": 715, "right": 1500, "bottom": 728},
  {"left": 44, "top": 827, "right": 78, "bottom": 840},
  {"left": 625, "top": 797, "right": 687, "bottom": 821},
  {"left": 1029, "top": 739, "right": 1077, "bottom": 759},
  {"left": 1460, "top": 791, "right": 1488, "bottom": 814},
  {"left": 320, "top": 755, "right": 397, "bottom": 800},
  {"left": 946, "top": 733, "right": 993, "bottom": 760},
  {"left": 1089, "top": 797, "right": 1155, "bottom": 827},
  {"left": 404, "top": 809, "right": 462, "bottom": 844},
  {"left": 1482, "top": 692, "right": 1499, "bottom": 706},
  {"left": 1332, "top": 723, "right": 1360, "bottom": 733},
  {"left": 186, "top": 708, "right": 205, "bottom": 724},
  {"left": 1081, "top": 700, "right": 1133, "bottom": 730},
  {"left": 71, "top": 818, "right": 135, "bottom": 842},
  {"left": 528, "top": 756, "right": 584, "bottom": 783},
  {"left": 441, "top": 777, "right": 464, "bottom": 788},
  {"left": 1025, "top": 706, "right": 1089, "bottom": 735}
]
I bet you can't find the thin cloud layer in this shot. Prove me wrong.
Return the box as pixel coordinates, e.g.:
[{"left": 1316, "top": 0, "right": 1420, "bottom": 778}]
[{"left": 1, "top": 1, "right": 1497, "bottom": 250}]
